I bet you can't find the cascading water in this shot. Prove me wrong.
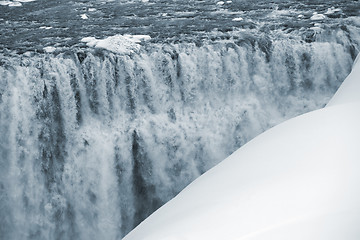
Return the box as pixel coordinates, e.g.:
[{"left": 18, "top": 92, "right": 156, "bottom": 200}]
[{"left": 1, "top": 0, "right": 360, "bottom": 239}]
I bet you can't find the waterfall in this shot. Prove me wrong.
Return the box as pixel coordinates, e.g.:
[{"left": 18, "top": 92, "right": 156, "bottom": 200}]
[{"left": 0, "top": 31, "right": 359, "bottom": 239}]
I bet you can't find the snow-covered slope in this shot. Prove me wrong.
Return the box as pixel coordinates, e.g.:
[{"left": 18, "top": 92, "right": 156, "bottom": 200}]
[
  {"left": 123, "top": 53, "right": 360, "bottom": 240},
  {"left": 327, "top": 53, "right": 360, "bottom": 106}
]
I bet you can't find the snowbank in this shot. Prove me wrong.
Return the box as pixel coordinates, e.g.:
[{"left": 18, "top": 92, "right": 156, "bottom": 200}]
[
  {"left": 123, "top": 54, "right": 360, "bottom": 240},
  {"left": 327, "top": 53, "right": 360, "bottom": 106},
  {"left": 81, "top": 34, "right": 151, "bottom": 54}
]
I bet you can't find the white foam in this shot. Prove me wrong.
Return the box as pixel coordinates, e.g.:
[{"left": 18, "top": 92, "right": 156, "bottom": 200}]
[
  {"left": 88, "top": 8, "right": 96, "bottom": 12},
  {"left": 81, "top": 34, "right": 151, "bottom": 54},
  {"left": 216, "top": 1, "right": 224, "bottom": 5}
]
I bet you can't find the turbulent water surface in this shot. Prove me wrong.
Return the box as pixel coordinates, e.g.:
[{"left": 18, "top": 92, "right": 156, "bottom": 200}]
[{"left": 1, "top": 0, "right": 360, "bottom": 239}]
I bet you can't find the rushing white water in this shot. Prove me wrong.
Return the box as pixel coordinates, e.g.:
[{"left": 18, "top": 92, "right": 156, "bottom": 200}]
[{"left": 0, "top": 34, "right": 358, "bottom": 239}]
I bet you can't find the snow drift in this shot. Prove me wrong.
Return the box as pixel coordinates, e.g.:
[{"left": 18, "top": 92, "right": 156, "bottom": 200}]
[{"left": 123, "top": 54, "right": 360, "bottom": 240}]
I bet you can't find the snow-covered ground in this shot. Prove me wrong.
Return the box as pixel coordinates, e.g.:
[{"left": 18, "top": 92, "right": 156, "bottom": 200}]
[{"left": 123, "top": 53, "right": 360, "bottom": 240}]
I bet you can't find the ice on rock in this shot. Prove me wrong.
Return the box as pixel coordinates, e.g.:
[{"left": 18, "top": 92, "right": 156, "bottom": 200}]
[
  {"left": 0, "top": 0, "right": 36, "bottom": 6},
  {"left": 310, "top": 26, "right": 322, "bottom": 32},
  {"left": 81, "top": 37, "right": 97, "bottom": 43},
  {"left": 8, "top": 1, "right": 22, "bottom": 6},
  {"left": 81, "top": 34, "right": 151, "bottom": 54},
  {"left": 325, "top": 7, "right": 342, "bottom": 15},
  {"left": 80, "top": 14, "right": 89, "bottom": 20},
  {"left": 0, "top": 1, "right": 12, "bottom": 5},
  {"left": 324, "top": 7, "right": 343, "bottom": 18},
  {"left": 43, "top": 46, "right": 56, "bottom": 53},
  {"left": 39, "top": 26, "right": 53, "bottom": 30},
  {"left": 310, "top": 12, "right": 326, "bottom": 21},
  {"left": 232, "top": 17, "right": 243, "bottom": 22},
  {"left": 124, "top": 34, "right": 151, "bottom": 42}
]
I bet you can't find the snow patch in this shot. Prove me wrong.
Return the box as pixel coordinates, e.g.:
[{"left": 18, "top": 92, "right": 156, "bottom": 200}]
[{"left": 81, "top": 34, "right": 151, "bottom": 54}]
